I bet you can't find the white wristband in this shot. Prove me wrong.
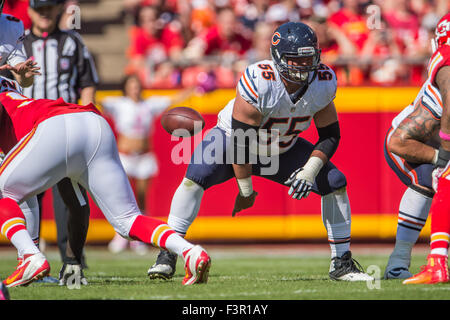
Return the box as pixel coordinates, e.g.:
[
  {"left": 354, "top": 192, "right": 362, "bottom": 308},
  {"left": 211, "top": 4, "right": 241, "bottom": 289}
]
[
  {"left": 302, "top": 156, "right": 324, "bottom": 177},
  {"left": 432, "top": 149, "right": 439, "bottom": 165},
  {"left": 236, "top": 177, "right": 253, "bottom": 197}
]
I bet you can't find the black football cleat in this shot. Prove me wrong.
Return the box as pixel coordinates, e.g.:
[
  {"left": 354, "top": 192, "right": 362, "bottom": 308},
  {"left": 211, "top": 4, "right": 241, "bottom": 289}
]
[
  {"left": 329, "top": 251, "right": 374, "bottom": 281},
  {"left": 148, "top": 249, "right": 177, "bottom": 280}
]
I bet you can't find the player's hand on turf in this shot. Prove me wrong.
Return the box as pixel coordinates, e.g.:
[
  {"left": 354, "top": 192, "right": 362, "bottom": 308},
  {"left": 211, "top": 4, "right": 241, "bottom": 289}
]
[
  {"left": 284, "top": 167, "right": 314, "bottom": 200},
  {"left": 232, "top": 191, "right": 258, "bottom": 217}
]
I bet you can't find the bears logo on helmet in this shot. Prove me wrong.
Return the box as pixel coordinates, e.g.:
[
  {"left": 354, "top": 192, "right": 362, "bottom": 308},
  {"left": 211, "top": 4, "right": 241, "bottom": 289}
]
[
  {"left": 272, "top": 32, "right": 281, "bottom": 46},
  {"left": 270, "top": 22, "right": 321, "bottom": 85}
]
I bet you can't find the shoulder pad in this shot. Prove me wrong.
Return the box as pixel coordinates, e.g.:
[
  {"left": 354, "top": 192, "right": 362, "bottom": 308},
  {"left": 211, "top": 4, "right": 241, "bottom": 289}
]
[
  {"left": 237, "top": 60, "right": 282, "bottom": 114},
  {"left": 308, "top": 64, "right": 337, "bottom": 108}
]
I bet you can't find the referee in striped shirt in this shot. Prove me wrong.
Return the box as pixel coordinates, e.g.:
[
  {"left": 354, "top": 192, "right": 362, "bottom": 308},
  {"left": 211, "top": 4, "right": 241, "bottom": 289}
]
[{"left": 23, "top": 0, "right": 99, "bottom": 283}]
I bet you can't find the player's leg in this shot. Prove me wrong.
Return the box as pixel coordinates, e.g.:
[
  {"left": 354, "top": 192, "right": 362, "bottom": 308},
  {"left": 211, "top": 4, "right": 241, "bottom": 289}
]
[
  {"left": 403, "top": 172, "right": 450, "bottom": 284},
  {"left": 74, "top": 113, "right": 211, "bottom": 284},
  {"left": 384, "top": 129, "right": 433, "bottom": 279},
  {"left": 128, "top": 153, "right": 159, "bottom": 255},
  {"left": 20, "top": 196, "right": 40, "bottom": 256},
  {"left": 0, "top": 118, "right": 72, "bottom": 287},
  {"left": 52, "top": 186, "right": 70, "bottom": 266},
  {"left": 8, "top": 197, "right": 42, "bottom": 279},
  {"left": 255, "top": 137, "right": 373, "bottom": 281},
  {"left": 108, "top": 152, "right": 136, "bottom": 254},
  {"left": 149, "top": 127, "right": 234, "bottom": 279},
  {"left": 56, "top": 178, "right": 90, "bottom": 285}
]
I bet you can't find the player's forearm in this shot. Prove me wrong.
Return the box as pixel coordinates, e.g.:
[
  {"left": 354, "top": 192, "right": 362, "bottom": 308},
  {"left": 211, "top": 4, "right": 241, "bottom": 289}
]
[
  {"left": 388, "top": 136, "right": 438, "bottom": 164},
  {"left": 232, "top": 163, "right": 253, "bottom": 196}
]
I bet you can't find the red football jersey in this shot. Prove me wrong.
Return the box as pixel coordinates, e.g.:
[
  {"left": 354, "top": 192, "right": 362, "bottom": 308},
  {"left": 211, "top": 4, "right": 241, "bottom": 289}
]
[
  {"left": 428, "top": 45, "right": 450, "bottom": 86},
  {"left": 0, "top": 91, "right": 101, "bottom": 154}
]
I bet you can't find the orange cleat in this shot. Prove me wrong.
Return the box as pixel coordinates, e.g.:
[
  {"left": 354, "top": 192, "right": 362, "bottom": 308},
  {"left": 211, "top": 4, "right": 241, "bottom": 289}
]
[
  {"left": 182, "top": 245, "right": 211, "bottom": 285},
  {"left": 403, "top": 254, "right": 449, "bottom": 284},
  {"left": 3, "top": 253, "right": 50, "bottom": 288}
]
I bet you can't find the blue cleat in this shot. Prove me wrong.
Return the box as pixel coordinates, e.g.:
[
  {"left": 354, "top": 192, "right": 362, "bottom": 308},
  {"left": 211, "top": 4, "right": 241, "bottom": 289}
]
[{"left": 34, "top": 275, "right": 59, "bottom": 284}]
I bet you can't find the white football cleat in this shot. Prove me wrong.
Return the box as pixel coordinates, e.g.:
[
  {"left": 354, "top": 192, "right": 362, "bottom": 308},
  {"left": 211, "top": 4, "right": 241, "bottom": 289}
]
[
  {"left": 3, "top": 252, "right": 50, "bottom": 288},
  {"left": 329, "top": 251, "right": 374, "bottom": 281},
  {"left": 182, "top": 245, "right": 211, "bottom": 285}
]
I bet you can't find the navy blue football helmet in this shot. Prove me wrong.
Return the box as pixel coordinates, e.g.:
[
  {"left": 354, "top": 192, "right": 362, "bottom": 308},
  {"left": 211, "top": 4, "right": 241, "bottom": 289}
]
[{"left": 270, "top": 22, "right": 321, "bottom": 85}]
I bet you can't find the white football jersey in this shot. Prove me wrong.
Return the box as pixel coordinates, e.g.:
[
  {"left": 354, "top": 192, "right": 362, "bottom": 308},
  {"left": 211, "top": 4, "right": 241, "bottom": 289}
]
[
  {"left": 102, "top": 96, "right": 171, "bottom": 139},
  {"left": 391, "top": 79, "right": 442, "bottom": 132},
  {"left": 217, "top": 59, "right": 337, "bottom": 154},
  {"left": 0, "top": 14, "right": 27, "bottom": 67}
]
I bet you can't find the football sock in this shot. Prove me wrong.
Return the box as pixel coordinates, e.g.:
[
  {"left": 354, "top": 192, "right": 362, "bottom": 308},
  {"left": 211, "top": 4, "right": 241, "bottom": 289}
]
[
  {"left": 396, "top": 187, "right": 431, "bottom": 244},
  {"left": 386, "top": 188, "right": 432, "bottom": 267},
  {"left": 429, "top": 177, "right": 450, "bottom": 257},
  {"left": 387, "top": 240, "right": 414, "bottom": 269},
  {"left": 128, "top": 215, "right": 193, "bottom": 257},
  {"left": 0, "top": 198, "right": 40, "bottom": 256},
  {"left": 167, "top": 178, "right": 204, "bottom": 235},
  {"left": 20, "top": 198, "right": 40, "bottom": 247},
  {"left": 321, "top": 188, "right": 351, "bottom": 258}
]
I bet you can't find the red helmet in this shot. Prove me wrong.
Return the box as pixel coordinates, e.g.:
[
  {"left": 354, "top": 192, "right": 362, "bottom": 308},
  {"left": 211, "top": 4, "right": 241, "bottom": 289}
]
[{"left": 433, "top": 13, "right": 450, "bottom": 52}]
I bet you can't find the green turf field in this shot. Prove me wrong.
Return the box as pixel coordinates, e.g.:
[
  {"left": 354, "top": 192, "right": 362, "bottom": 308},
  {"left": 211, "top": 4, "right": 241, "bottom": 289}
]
[{"left": 1, "top": 243, "right": 450, "bottom": 300}]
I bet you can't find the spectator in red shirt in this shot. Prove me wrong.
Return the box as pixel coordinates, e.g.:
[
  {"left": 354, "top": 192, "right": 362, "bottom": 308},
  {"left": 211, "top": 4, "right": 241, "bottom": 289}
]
[
  {"left": 127, "top": 5, "right": 184, "bottom": 88},
  {"left": 183, "top": 6, "right": 251, "bottom": 61},
  {"left": 128, "top": 5, "right": 184, "bottom": 62},
  {"left": 181, "top": 6, "right": 252, "bottom": 90},
  {"left": 328, "top": 0, "right": 369, "bottom": 51},
  {"left": 379, "top": 0, "right": 430, "bottom": 84},
  {"left": 382, "top": 0, "right": 420, "bottom": 53}
]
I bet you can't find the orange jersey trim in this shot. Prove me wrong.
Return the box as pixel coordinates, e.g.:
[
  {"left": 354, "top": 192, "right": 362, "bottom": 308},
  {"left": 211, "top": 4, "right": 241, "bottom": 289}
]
[
  {"left": 0, "top": 127, "right": 37, "bottom": 176},
  {"left": 242, "top": 73, "right": 258, "bottom": 98}
]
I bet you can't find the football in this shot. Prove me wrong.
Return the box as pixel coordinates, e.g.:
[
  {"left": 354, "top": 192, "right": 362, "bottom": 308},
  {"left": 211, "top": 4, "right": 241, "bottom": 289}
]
[{"left": 161, "top": 106, "right": 205, "bottom": 137}]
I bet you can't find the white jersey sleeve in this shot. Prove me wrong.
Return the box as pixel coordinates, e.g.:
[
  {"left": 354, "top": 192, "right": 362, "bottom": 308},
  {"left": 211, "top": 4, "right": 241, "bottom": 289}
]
[
  {"left": 306, "top": 64, "right": 337, "bottom": 112},
  {"left": 0, "top": 14, "right": 27, "bottom": 67},
  {"left": 236, "top": 60, "right": 283, "bottom": 117}
]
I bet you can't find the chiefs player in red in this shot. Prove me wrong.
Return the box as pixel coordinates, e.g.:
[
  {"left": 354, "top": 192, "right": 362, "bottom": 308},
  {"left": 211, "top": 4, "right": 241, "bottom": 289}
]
[
  {"left": 403, "top": 13, "right": 450, "bottom": 285},
  {"left": 0, "top": 77, "right": 211, "bottom": 288}
]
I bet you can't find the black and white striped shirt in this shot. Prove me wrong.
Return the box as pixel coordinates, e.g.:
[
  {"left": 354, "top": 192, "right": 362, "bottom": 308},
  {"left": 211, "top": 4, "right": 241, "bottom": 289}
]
[{"left": 22, "top": 28, "right": 99, "bottom": 103}]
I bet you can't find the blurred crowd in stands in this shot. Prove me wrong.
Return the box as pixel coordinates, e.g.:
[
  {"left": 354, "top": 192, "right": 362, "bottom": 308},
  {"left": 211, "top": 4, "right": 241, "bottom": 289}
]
[
  {"left": 3, "top": 0, "right": 449, "bottom": 89},
  {"left": 121, "top": 0, "right": 448, "bottom": 88}
]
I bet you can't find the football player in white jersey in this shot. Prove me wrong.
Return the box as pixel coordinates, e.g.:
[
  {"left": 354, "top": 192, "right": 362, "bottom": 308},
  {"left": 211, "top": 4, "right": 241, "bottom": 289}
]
[
  {"left": 386, "top": 12, "right": 450, "bottom": 284},
  {"left": 383, "top": 80, "right": 441, "bottom": 279},
  {"left": 148, "top": 22, "right": 373, "bottom": 282},
  {"left": 0, "top": 0, "right": 40, "bottom": 87}
]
